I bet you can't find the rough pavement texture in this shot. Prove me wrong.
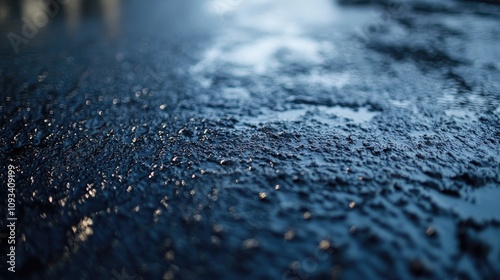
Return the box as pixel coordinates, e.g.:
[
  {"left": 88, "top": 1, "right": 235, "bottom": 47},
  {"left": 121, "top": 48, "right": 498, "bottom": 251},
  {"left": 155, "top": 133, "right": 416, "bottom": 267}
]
[{"left": 0, "top": 0, "right": 499, "bottom": 279}]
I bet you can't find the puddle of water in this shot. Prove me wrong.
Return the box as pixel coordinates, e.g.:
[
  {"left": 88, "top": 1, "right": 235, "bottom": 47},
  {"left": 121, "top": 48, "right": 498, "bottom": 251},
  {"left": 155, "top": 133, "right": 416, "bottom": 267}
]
[
  {"left": 322, "top": 105, "right": 377, "bottom": 122},
  {"left": 444, "top": 109, "right": 478, "bottom": 120},
  {"left": 224, "top": 37, "right": 333, "bottom": 74},
  {"left": 192, "top": 0, "right": 363, "bottom": 77},
  {"left": 389, "top": 99, "right": 412, "bottom": 108},
  {"left": 242, "top": 104, "right": 378, "bottom": 125},
  {"left": 208, "top": 0, "right": 339, "bottom": 32},
  {"left": 221, "top": 87, "right": 251, "bottom": 100},
  {"left": 429, "top": 187, "right": 500, "bottom": 222},
  {"left": 438, "top": 81, "right": 499, "bottom": 120},
  {"left": 191, "top": 35, "right": 335, "bottom": 76},
  {"left": 280, "top": 71, "right": 351, "bottom": 89},
  {"left": 443, "top": 15, "right": 500, "bottom": 65}
]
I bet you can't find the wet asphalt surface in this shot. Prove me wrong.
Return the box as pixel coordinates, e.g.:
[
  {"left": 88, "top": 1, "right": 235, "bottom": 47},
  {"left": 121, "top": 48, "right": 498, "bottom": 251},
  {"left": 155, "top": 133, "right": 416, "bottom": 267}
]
[{"left": 0, "top": 0, "right": 500, "bottom": 279}]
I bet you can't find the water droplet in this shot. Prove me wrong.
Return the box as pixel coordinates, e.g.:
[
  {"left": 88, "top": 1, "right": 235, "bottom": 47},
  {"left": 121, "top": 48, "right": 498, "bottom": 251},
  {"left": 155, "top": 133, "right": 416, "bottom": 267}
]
[
  {"left": 319, "top": 240, "right": 330, "bottom": 250},
  {"left": 38, "top": 71, "right": 48, "bottom": 82},
  {"left": 242, "top": 239, "right": 259, "bottom": 249},
  {"left": 426, "top": 227, "right": 436, "bottom": 237},
  {"left": 213, "top": 224, "right": 223, "bottom": 233},
  {"left": 303, "top": 212, "right": 312, "bottom": 220},
  {"left": 193, "top": 214, "right": 202, "bottom": 221},
  {"left": 259, "top": 192, "right": 267, "bottom": 200},
  {"left": 165, "top": 250, "right": 175, "bottom": 261},
  {"left": 349, "top": 226, "right": 357, "bottom": 234},
  {"left": 284, "top": 230, "right": 295, "bottom": 240}
]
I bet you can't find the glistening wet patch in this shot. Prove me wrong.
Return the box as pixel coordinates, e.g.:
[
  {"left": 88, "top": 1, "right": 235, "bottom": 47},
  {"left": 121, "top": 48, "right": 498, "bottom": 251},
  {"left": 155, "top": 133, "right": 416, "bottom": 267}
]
[
  {"left": 240, "top": 104, "right": 379, "bottom": 126},
  {"left": 427, "top": 186, "right": 500, "bottom": 222}
]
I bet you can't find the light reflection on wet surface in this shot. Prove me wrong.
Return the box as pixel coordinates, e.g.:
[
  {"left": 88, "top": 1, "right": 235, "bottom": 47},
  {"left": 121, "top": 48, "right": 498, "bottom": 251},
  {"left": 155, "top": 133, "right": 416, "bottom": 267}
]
[
  {"left": 241, "top": 105, "right": 379, "bottom": 126},
  {"left": 1, "top": 0, "right": 497, "bottom": 122}
]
